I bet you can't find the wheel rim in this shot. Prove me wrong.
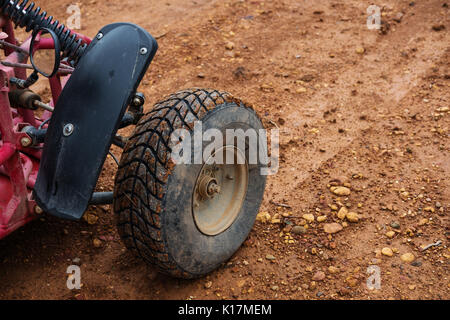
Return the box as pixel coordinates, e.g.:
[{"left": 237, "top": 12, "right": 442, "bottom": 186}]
[{"left": 192, "top": 146, "right": 248, "bottom": 236}]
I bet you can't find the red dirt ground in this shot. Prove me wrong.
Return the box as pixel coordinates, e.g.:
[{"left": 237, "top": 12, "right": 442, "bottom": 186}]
[{"left": 0, "top": 0, "right": 448, "bottom": 300}]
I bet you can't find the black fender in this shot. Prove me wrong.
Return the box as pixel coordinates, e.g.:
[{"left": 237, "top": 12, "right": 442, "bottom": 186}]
[{"left": 34, "top": 23, "right": 157, "bottom": 220}]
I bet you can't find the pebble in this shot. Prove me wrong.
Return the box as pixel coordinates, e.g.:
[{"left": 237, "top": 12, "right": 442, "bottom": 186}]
[
  {"left": 324, "top": 223, "right": 343, "bottom": 234},
  {"left": 317, "top": 215, "right": 327, "bottom": 222},
  {"left": 355, "top": 47, "right": 365, "bottom": 54},
  {"left": 393, "top": 12, "right": 404, "bottom": 23},
  {"left": 256, "top": 211, "right": 271, "bottom": 223},
  {"left": 225, "top": 42, "right": 235, "bottom": 50},
  {"left": 346, "top": 212, "right": 359, "bottom": 223},
  {"left": 381, "top": 247, "right": 394, "bottom": 257},
  {"left": 85, "top": 213, "right": 98, "bottom": 225},
  {"left": 93, "top": 238, "right": 102, "bottom": 248},
  {"left": 411, "top": 261, "right": 422, "bottom": 267},
  {"left": 328, "top": 266, "right": 339, "bottom": 274},
  {"left": 432, "top": 24, "right": 445, "bottom": 31},
  {"left": 205, "top": 281, "right": 212, "bottom": 289},
  {"left": 386, "top": 231, "right": 396, "bottom": 238},
  {"left": 266, "top": 254, "right": 276, "bottom": 261},
  {"left": 345, "top": 277, "right": 358, "bottom": 287},
  {"left": 312, "top": 271, "right": 326, "bottom": 281},
  {"left": 400, "top": 253, "right": 415, "bottom": 263},
  {"left": 72, "top": 257, "right": 81, "bottom": 266},
  {"left": 302, "top": 214, "right": 315, "bottom": 223},
  {"left": 271, "top": 285, "right": 279, "bottom": 291},
  {"left": 418, "top": 218, "right": 428, "bottom": 226},
  {"left": 337, "top": 207, "right": 348, "bottom": 220},
  {"left": 331, "top": 186, "right": 351, "bottom": 196},
  {"left": 292, "top": 226, "right": 307, "bottom": 235},
  {"left": 390, "top": 221, "right": 400, "bottom": 229}
]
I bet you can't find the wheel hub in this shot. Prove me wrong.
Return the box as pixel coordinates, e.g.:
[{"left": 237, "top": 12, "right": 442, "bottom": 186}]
[{"left": 192, "top": 146, "right": 248, "bottom": 236}]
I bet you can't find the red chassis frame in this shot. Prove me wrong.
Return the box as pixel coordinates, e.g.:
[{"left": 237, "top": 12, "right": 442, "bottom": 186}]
[{"left": 0, "top": 17, "right": 91, "bottom": 239}]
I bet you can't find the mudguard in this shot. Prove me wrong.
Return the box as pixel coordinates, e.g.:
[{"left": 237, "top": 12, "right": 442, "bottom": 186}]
[{"left": 34, "top": 23, "right": 157, "bottom": 220}]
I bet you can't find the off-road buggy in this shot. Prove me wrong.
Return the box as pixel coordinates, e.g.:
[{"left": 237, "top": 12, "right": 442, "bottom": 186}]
[{"left": 0, "top": 0, "right": 267, "bottom": 278}]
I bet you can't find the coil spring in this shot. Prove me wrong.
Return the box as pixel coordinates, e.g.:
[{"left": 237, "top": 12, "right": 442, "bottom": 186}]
[{"left": 0, "top": 0, "right": 87, "bottom": 65}]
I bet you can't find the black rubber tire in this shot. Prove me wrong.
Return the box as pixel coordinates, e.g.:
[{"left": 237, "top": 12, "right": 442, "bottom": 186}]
[{"left": 113, "top": 88, "right": 267, "bottom": 279}]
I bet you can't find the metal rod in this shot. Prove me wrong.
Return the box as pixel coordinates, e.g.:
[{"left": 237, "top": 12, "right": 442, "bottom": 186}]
[
  {"left": 33, "top": 100, "right": 54, "bottom": 112},
  {"left": 1, "top": 61, "right": 73, "bottom": 75},
  {"left": 0, "top": 39, "right": 29, "bottom": 55},
  {"left": 90, "top": 192, "right": 114, "bottom": 205}
]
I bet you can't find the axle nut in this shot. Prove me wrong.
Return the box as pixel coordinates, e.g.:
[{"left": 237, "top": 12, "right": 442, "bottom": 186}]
[
  {"left": 20, "top": 136, "right": 32, "bottom": 147},
  {"left": 34, "top": 205, "right": 43, "bottom": 215}
]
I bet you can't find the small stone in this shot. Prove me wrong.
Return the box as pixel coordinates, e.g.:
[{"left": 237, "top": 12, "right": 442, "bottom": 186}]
[
  {"left": 225, "top": 42, "right": 235, "bottom": 50},
  {"left": 411, "top": 261, "right": 422, "bottom": 267},
  {"left": 345, "top": 277, "right": 358, "bottom": 287},
  {"left": 324, "top": 223, "right": 343, "bottom": 234},
  {"left": 266, "top": 254, "right": 276, "bottom": 261},
  {"left": 390, "top": 221, "right": 400, "bottom": 229},
  {"left": 256, "top": 211, "right": 271, "bottom": 223},
  {"left": 302, "top": 214, "right": 315, "bottom": 223},
  {"left": 312, "top": 271, "right": 326, "bottom": 281},
  {"left": 317, "top": 215, "right": 327, "bottom": 222},
  {"left": 337, "top": 207, "right": 348, "bottom": 220},
  {"left": 355, "top": 47, "right": 365, "bottom": 54},
  {"left": 331, "top": 186, "right": 351, "bottom": 196},
  {"left": 72, "top": 257, "right": 81, "bottom": 265},
  {"left": 271, "top": 285, "right": 279, "bottom": 291},
  {"left": 197, "top": 73, "right": 205, "bottom": 79},
  {"left": 408, "top": 285, "right": 416, "bottom": 290},
  {"left": 381, "top": 247, "right": 394, "bottom": 257},
  {"left": 418, "top": 218, "right": 428, "bottom": 226},
  {"left": 328, "top": 266, "right": 339, "bottom": 274},
  {"left": 93, "top": 238, "right": 102, "bottom": 248},
  {"left": 423, "top": 206, "right": 435, "bottom": 213},
  {"left": 85, "top": 213, "right": 98, "bottom": 225},
  {"left": 400, "top": 253, "right": 415, "bottom": 263},
  {"left": 432, "top": 24, "right": 445, "bottom": 31},
  {"left": 292, "top": 226, "right": 307, "bottom": 235},
  {"left": 346, "top": 212, "right": 359, "bottom": 223},
  {"left": 386, "top": 231, "right": 396, "bottom": 238},
  {"left": 204, "top": 281, "right": 212, "bottom": 289},
  {"left": 296, "top": 87, "right": 307, "bottom": 94},
  {"left": 393, "top": 12, "right": 404, "bottom": 23}
]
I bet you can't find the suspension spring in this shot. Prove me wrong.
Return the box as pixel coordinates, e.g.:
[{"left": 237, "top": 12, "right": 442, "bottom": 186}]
[{"left": 0, "top": 0, "right": 87, "bottom": 65}]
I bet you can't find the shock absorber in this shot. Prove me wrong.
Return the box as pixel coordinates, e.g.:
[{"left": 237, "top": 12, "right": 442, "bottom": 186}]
[{"left": 0, "top": 0, "right": 87, "bottom": 65}]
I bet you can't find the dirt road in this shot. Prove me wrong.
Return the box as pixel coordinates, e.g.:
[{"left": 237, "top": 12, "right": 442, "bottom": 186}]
[{"left": 0, "top": 0, "right": 448, "bottom": 300}]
